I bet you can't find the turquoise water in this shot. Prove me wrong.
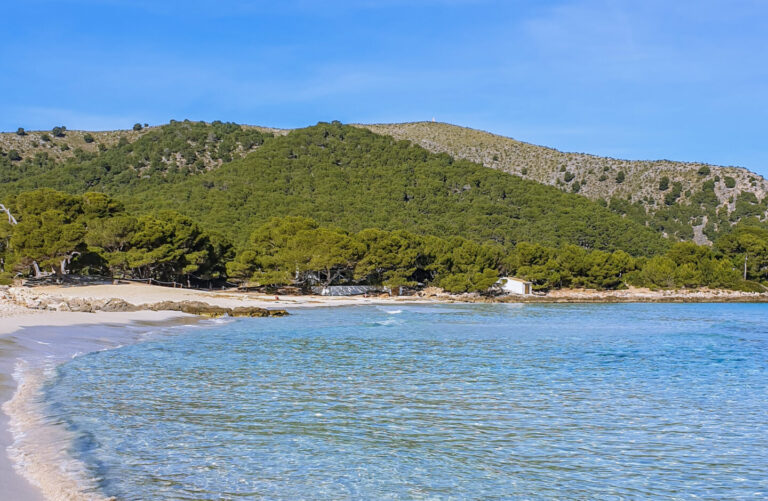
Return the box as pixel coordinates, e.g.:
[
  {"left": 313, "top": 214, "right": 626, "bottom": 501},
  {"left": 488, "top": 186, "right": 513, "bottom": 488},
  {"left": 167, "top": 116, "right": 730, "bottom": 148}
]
[{"left": 44, "top": 304, "right": 768, "bottom": 499}]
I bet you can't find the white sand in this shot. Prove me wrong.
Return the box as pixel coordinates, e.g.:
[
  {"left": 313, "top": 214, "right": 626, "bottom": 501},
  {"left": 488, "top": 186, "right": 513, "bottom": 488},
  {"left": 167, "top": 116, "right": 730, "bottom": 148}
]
[
  {"left": 0, "top": 303, "right": 192, "bottom": 501},
  {"left": 0, "top": 309, "right": 191, "bottom": 337},
  {"left": 30, "top": 282, "right": 435, "bottom": 310}
]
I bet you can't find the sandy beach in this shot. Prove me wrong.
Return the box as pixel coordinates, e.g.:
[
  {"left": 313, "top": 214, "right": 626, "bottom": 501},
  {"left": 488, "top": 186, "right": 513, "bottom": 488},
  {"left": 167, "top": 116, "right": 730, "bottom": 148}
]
[
  {"left": 0, "top": 309, "right": 195, "bottom": 500},
  {"left": 26, "top": 282, "right": 438, "bottom": 311}
]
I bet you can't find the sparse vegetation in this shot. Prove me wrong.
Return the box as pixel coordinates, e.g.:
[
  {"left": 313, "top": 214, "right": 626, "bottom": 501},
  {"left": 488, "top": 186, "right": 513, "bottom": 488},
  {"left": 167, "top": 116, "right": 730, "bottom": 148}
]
[{"left": 359, "top": 122, "right": 768, "bottom": 244}]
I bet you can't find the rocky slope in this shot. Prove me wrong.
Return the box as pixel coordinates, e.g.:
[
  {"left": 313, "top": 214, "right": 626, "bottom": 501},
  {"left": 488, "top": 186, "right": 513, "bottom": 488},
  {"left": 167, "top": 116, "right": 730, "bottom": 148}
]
[{"left": 359, "top": 122, "right": 768, "bottom": 213}]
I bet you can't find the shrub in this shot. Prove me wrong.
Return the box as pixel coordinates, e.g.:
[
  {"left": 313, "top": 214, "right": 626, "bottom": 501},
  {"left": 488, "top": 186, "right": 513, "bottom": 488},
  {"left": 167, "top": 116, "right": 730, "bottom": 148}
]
[
  {"left": 664, "top": 182, "right": 683, "bottom": 205},
  {"left": 8, "top": 149, "right": 21, "bottom": 161},
  {"left": 615, "top": 171, "right": 626, "bottom": 183},
  {"left": 133, "top": 123, "right": 143, "bottom": 131},
  {"left": 697, "top": 165, "right": 711, "bottom": 176},
  {"left": 83, "top": 133, "right": 95, "bottom": 143},
  {"left": 40, "top": 133, "right": 51, "bottom": 142},
  {"left": 641, "top": 256, "right": 677, "bottom": 288},
  {"left": 658, "top": 176, "right": 669, "bottom": 191},
  {"left": 598, "top": 174, "right": 607, "bottom": 181},
  {"left": 724, "top": 176, "right": 736, "bottom": 188},
  {"left": 52, "top": 125, "right": 66, "bottom": 137},
  {"left": 564, "top": 172, "right": 575, "bottom": 183},
  {"left": 15, "top": 127, "right": 26, "bottom": 136}
]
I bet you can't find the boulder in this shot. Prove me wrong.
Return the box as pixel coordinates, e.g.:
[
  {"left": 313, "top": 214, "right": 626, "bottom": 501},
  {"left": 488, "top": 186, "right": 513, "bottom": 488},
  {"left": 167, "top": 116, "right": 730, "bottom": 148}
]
[
  {"left": 100, "top": 299, "right": 140, "bottom": 312},
  {"left": 148, "top": 300, "right": 288, "bottom": 318},
  {"left": 230, "top": 306, "right": 270, "bottom": 317}
]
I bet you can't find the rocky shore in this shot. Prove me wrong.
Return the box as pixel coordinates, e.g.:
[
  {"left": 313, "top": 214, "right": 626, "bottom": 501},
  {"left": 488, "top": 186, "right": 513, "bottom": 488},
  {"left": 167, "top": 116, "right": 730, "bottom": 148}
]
[
  {"left": 1, "top": 286, "right": 288, "bottom": 318},
  {"left": 416, "top": 285, "right": 768, "bottom": 303},
  {"left": 533, "top": 286, "right": 768, "bottom": 303},
  {"left": 3, "top": 284, "right": 766, "bottom": 323}
]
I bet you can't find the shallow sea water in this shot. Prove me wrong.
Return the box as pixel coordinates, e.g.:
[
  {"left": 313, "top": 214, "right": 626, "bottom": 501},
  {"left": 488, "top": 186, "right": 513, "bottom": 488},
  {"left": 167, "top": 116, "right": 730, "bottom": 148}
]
[{"left": 43, "top": 303, "right": 768, "bottom": 500}]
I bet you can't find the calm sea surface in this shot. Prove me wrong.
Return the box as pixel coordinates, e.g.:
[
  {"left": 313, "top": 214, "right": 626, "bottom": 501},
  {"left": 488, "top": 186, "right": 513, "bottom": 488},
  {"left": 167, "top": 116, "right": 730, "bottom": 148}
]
[{"left": 43, "top": 304, "right": 768, "bottom": 500}]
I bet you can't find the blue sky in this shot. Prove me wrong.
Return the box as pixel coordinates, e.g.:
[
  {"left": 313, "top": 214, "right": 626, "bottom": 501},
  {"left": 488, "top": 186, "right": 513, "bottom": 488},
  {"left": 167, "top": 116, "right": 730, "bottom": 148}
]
[{"left": 3, "top": 0, "right": 767, "bottom": 176}]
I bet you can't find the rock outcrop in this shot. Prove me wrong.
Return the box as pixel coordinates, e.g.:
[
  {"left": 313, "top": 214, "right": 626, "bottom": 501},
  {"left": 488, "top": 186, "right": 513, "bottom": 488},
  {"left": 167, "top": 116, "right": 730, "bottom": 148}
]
[
  {"left": 2, "top": 287, "right": 288, "bottom": 317},
  {"left": 147, "top": 300, "right": 287, "bottom": 317}
]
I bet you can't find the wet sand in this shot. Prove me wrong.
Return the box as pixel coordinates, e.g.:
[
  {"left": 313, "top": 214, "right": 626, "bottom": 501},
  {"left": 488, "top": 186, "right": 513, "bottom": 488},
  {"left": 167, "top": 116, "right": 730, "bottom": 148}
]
[{"left": 0, "top": 311, "right": 193, "bottom": 500}]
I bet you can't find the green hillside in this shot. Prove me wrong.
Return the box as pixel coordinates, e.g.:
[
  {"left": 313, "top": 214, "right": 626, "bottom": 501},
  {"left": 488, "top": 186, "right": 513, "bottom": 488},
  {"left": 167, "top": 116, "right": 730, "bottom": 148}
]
[
  {"left": 5, "top": 119, "right": 767, "bottom": 247},
  {"left": 0, "top": 121, "right": 667, "bottom": 256}
]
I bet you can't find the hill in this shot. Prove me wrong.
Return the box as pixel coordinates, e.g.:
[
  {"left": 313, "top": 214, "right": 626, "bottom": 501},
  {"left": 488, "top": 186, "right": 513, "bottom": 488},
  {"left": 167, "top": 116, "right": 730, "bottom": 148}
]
[
  {"left": 0, "top": 121, "right": 287, "bottom": 178},
  {"left": 4, "top": 119, "right": 767, "bottom": 248},
  {"left": 359, "top": 122, "right": 768, "bottom": 243},
  {"left": 0, "top": 121, "right": 667, "bottom": 256}
]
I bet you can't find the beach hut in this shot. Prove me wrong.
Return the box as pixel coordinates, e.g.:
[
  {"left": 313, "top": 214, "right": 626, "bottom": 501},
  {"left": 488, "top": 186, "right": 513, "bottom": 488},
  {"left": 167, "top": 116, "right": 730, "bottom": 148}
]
[{"left": 496, "top": 277, "right": 533, "bottom": 295}]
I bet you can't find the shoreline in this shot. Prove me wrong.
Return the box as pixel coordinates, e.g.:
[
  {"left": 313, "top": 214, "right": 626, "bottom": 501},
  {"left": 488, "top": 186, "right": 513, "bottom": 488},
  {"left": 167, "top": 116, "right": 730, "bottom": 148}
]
[
  {"left": 0, "top": 311, "right": 197, "bottom": 501},
  {"left": 1, "top": 283, "right": 766, "bottom": 500},
  {"left": 0, "top": 285, "right": 441, "bottom": 501},
  {"left": 4, "top": 283, "right": 768, "bottom": 317}
]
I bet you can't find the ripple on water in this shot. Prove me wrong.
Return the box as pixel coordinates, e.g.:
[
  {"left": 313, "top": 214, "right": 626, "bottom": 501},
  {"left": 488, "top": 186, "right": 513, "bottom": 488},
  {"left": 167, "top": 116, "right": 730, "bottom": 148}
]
[{"left": 43, "top": 303, "right": 768, "bottom": 500}]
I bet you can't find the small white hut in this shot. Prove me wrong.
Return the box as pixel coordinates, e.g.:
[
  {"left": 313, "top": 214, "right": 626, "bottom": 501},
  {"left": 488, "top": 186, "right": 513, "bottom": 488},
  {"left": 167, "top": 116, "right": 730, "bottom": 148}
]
[{"left": 496, "top": 277, "right": 533, "bottom": 295}]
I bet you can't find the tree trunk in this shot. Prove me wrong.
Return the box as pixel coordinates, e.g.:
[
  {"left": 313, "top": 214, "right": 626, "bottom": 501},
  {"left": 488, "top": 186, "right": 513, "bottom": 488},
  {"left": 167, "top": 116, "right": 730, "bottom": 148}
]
[
  {"left": 744, "top": 254, "right": 748, "bottom": 280},
  {"left": 59, "top": 252, "right": 81, "bottom": 276},
  {"left": 0, "top": 204, "right": 17, "bottom": 225}
]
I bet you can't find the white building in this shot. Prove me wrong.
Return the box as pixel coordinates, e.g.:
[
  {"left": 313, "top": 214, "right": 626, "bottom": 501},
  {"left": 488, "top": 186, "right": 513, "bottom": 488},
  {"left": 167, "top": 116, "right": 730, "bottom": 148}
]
[{"left": 496, "top": 277, "right": 533, "bottom": 295}]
